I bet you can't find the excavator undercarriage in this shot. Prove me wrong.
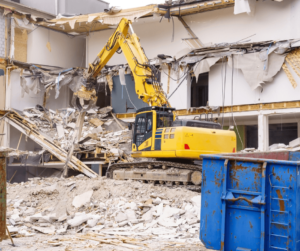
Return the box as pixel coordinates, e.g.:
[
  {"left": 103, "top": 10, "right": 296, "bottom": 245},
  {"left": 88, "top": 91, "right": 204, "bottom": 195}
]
[{"left": 107, "top": 160, "right": 202, "bottom": 192}]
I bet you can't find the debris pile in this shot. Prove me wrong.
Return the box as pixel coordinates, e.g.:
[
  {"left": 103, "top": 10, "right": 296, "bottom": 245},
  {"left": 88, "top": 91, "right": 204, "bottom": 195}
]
[
  {"left": 19, "top": 105, "right": 133, "bottom": 165},
  {"left": 5, "top": 176, "right": 202, "bottom": 249},
  {"left": 240, "top": 137, "right": 300, "bottom": 153}
]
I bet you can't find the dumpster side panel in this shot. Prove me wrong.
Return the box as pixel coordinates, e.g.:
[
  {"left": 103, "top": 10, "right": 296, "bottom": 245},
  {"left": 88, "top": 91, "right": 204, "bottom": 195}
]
[
  {"left": 200, "top": 158, "right": 224, "bottom": 249},
  {"left": 297, "top": 166, "right": 300, "bottom": 251},
  {"left": 288, "top": 152, "right": 300, "bottom": 161},
  {"left": 0, "top": 152, "right": 6, "bottom": 241},
  {"left": 225, "top": 160, "right": 264, "bottom": 251},
  {"left": 266, "top": 163, "right": 297, "bottom": 250},
  {"left": 200, "top": 154, "right": 300, "bottom": 251}
]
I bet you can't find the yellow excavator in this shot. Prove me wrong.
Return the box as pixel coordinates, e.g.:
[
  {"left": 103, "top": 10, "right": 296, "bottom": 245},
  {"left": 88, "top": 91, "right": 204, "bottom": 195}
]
[{"left": 76, "top": 18, "right": 236, "bottom": 189}]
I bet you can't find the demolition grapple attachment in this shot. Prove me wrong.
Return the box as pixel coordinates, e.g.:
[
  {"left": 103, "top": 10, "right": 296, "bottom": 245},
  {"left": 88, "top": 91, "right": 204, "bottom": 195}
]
[{"left": 71, "top": 86, "right": 98, "bottom": 111}]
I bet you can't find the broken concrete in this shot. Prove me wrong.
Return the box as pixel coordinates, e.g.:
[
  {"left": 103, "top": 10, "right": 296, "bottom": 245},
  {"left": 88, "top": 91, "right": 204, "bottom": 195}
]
[
  {"left": 5, "top": 175, "right": 202, "bottom": 249},
  {"left": 72, "top": 190, "right": 93, "bottom": 208}
]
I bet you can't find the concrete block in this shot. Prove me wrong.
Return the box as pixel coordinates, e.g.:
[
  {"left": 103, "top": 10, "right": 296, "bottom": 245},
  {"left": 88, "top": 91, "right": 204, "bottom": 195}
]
[
  {"left": 125, "top": 209, "right": 137, "bottom": 221},
  {"left": 142, "top": 208, "right": 153, "bottom": 223},
  {"left": 289, "top": 137, "right": 300, "bottom": 148},
  {"left": 67, "top": 213, "right": 92, "bottom": 227},
  {"left": 115, "top": 212, "right": 127, "bottom": 222},
  {"left": 72, "top": 190, "right": 93, "bottom": 208}
]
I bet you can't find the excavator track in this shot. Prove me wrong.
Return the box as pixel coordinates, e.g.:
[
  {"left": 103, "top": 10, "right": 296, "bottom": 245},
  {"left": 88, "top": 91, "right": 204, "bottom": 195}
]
[{"left": 107, "top": 161, "right": 202, "bottom": 192}]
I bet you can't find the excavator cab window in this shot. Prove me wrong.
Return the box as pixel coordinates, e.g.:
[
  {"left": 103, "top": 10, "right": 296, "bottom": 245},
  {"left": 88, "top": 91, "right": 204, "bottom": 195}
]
[
  {"left": 157, "top": 112, "right": 173, "bottom": 128},
  {"left": 134, "top": 112, "right": 153, "bottom": 148}
]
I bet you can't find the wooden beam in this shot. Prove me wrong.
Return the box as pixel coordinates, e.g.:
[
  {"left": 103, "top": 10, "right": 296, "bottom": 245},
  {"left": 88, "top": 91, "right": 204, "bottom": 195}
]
[
  {"left": 3, "top": 110, "right": 97, "bottom": 178},
  {"left": 116, "top": 101, "right": 300, "bottom": 119}
]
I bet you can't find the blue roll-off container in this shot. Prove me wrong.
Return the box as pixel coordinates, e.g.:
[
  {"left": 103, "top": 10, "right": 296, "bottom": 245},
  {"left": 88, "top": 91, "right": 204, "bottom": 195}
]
[{"left": 200, "top": 151, "right": 300, "bottom": 251}]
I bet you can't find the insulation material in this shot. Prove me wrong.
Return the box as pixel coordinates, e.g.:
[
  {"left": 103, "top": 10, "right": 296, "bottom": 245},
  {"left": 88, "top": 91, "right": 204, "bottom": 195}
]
[
  {"left": 14, "top": 28, "right": 27, "bottom": 62},
  {"left": 285, "top": 49, "right": 300, "bottom": 77},
  {"left": 106, "top": 74, "right": 113, "bottom": 91},
  {"left": 193, "top": 57, "right": 220, "bottom": 82},
  {"left": 41, "top": 5, "right": 154, "bottom": 33},
  {"left": 282, "top": 49, "right": 300, "bottom": 88},
  {"left": 68, "top": 19, "right": 77, "bottom": 30},
  {"left": 46, "top": 41, "right": 51, "bottom": 52},
  {"left": 228, "top": 52, "right": 286, "bottom": 89},
  {"left": 282, "top": 63, "right": 297, "bottom": 89},
  {"left": 234, "top": 0, "right": 256, "bottom": 15},
  {"left": 118, "top": 68, "right": 126, "bottom": 86},
  {"left": 14, "top": 17, "right": 35, "bottom": 30},
  {"left": 20, "top": 76, "right": 29, "bottom": 98},
  {"left": 88, "top": 15, "right": 97, "bottom": 22}
]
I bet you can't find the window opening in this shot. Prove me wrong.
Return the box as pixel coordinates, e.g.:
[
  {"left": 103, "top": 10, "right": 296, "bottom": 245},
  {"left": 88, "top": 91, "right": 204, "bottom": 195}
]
[{"left": 191, "top": 73, "right": 208, "bottom": 107}]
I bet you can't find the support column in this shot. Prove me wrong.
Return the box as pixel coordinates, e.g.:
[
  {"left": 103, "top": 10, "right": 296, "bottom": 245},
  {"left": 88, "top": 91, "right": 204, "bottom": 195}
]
[
  {"left": 258, "top": 114, "right": 269, "bottom": 151},
  {"left": 99, "top": 164, "right": 103, "bottom": 177},
  {"left": 297, "top": 121, "right": 300, "bottom": 138}
]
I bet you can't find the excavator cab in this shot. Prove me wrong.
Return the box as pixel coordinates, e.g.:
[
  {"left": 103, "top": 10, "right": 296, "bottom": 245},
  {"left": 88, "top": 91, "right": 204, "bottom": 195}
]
[{"left": 132, "top": 107, "right": 175, "bottom": 152}]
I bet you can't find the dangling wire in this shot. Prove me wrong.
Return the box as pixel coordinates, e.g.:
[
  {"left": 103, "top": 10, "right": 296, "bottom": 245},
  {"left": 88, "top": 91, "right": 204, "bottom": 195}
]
[{"left": 171, "top": 16, "right": 175, "bottom": 42}]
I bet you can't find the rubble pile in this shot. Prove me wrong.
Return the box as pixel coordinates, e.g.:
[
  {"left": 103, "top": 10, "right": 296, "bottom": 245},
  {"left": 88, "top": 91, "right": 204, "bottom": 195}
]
[
  {"left": 5, "top": 176, "right": 203, "bottom": 249},
  {"left": 21, "top": 105, "right": 133, "bottom": 164},
  {"left": 240, "top": 137, "right": 300, "bottom": 153}
]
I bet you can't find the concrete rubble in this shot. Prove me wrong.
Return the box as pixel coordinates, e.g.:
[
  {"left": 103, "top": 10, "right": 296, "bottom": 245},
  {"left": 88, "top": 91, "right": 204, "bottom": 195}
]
[
  {"left": 4, "top": 175, "right": 204, "bottom": 250},
  {"left": 8, "top": 105, "right": 133, "bottom": 169},
  {"left": 239, "top": 137, "right": 300, "bottom": 153}
]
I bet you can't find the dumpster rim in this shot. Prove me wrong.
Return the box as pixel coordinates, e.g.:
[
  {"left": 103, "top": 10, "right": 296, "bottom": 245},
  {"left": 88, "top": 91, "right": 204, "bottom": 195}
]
[{"left": 200, "top": 154, "right": 300, "bottom": 166}]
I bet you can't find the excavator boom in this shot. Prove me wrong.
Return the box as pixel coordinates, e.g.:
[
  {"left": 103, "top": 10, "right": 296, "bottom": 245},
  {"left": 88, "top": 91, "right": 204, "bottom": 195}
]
[{"left": 87, "top": 18, "right": 170, "bottom": 108}]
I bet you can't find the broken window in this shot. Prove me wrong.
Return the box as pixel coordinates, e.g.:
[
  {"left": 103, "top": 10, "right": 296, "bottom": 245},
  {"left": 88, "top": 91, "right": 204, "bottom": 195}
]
[
  {"left": 269, "top": 123, "right": 297, "bottom": 146},
  {"left": 191, "top": 73, "right": 208, "bottom": 107},
  {"left": 246, "top": 125, "right": 258, "bottom": 149}
]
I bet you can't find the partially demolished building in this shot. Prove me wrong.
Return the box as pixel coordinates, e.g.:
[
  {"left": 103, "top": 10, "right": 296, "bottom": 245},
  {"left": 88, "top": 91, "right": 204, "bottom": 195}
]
[{"left": 1, "top": 0, "right": 300, "bottom": 182}]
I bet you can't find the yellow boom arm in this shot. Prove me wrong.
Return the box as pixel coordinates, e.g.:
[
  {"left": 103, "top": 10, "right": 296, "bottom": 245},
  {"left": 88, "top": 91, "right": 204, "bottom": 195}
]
[{"left": 87, "top": 18, "right": 170, "bottom": 107}]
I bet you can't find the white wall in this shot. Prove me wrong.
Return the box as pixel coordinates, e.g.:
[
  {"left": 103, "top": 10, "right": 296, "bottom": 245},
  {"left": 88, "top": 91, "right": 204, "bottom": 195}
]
[
  {"left": 209, "top": 63, "right": 300, "bottom": 107},
  {"left": 184, "top": 0, "right": 300, "bottom": 45},
  {"left": 20, "top": 0, "right": 56, "bottom": 15},
  {"left": 160, "top": 68, "right": 190, "bottom": 110},
  {"left": 27, "top": 27, "right": 85, "bottom": 68},
  {"left": 8, "top": 70, "right": 71, "bottom": 149},
  {"left": 87, "top": 16, "right": 189, "bottom": 66},
  {"left": 86, "top": 0, "right": 300, "bottom": 110},
  {"left": 10, "top": 70, "right": 71, "bottom": 111}
]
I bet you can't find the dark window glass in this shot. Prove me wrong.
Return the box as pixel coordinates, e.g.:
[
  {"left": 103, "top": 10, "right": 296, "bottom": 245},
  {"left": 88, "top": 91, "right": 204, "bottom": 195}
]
[
  {"left": 157, "top": 114, "right": 173, "bottom": 128},
  {"left": 269, "top": 123, "right": 297, "bottom": 145},
  {"left": 191, "top": 73, "right": 208, "bottom": 107},
  {"left": 186, "top": 121, "right": 221, "bottom": 129},
  {"left": 146, "top": 113, "right": 153, "bottom": 131},
  {"left": 136, "top": 135, "right": 144, "bottom": 147},
  {"left": 136, "top": 117, "right": 146, "bottom": 134},
  {"left": 246, "top": 125, "right": 258, "bottom": 149},
  {"left": 172, "top": 120, "right": 182, "bottom": 127}
]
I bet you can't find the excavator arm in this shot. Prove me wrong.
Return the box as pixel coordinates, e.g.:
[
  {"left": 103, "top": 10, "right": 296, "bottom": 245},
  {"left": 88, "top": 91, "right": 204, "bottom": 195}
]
[{"left": 86, "top": 18, "right": 170, "bottom": 108}]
